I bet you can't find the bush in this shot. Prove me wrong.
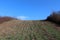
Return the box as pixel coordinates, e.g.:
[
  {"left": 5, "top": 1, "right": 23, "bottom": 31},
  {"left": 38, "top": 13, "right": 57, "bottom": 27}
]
[{"left": 46, "top": 11, "right": 60, "bottom": 25}]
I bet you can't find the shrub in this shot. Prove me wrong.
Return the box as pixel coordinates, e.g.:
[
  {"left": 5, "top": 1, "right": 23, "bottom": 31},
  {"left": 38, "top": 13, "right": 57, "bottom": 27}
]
[{"left": 46, "top": 11, "right": 60, "bottom": 25}]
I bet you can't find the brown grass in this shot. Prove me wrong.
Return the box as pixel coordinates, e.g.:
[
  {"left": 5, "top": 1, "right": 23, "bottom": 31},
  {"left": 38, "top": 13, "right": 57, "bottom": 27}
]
[
  {"left": 0, "top": 20, "right": 59, "bottom": 40},
  {"left": 0, "top": 16, "right": 17, "bottom": 24}
]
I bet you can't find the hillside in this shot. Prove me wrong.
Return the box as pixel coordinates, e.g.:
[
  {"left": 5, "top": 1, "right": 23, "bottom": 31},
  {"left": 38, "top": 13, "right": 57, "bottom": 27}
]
[
  {"left": 0, "top": 16, "right": 17, "bottom": 24},
  {"left": 0, "top": 20, "right": 60, "bottom": 40}
]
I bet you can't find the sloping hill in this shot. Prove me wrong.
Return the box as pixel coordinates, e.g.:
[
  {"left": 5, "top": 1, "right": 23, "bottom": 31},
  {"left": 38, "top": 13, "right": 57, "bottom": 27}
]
[
  {"left": 0, "top": 16, "right": 17, "bottom": 24},
  {"left": 0, "top": 20, "right": 60, "bottom": 40}
]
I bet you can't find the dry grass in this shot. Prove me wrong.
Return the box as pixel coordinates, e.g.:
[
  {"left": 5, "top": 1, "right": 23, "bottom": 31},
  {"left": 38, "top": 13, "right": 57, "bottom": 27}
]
[
  {"left": 0, "top": 20, "right": 60, "bottom": 40},
  {"left": 0, "top": 16, "right": 17, "bottom": 24},
  {"left": 0, "top": 16, "right": 59, "bottom": 40}
]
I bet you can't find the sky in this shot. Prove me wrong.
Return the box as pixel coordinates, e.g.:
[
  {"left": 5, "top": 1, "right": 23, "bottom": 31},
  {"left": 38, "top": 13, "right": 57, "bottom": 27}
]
[{"left": 0, "top": 0, "right": 60, "bottom": 20}]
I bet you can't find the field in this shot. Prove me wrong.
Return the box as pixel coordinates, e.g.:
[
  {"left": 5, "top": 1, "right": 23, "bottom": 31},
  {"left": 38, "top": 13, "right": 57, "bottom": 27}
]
[{"left": 0, "top": 20, "right": 60, "bottom": 40}]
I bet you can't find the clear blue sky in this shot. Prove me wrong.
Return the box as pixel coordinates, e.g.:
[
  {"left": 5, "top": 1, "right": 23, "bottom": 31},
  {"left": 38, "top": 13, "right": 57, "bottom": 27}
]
[{"left": 0, "top": 0, "right": 60, "bottom": 20}]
